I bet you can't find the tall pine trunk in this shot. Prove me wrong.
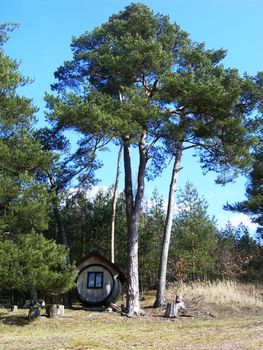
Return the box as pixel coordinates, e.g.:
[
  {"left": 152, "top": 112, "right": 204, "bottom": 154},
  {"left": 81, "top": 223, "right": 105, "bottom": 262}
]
[
  {"left": 154, "top": 142, "right": 183, "bottom": 307},
  {"left": 123, "top": 133, "right": 147, "bottom": 316},
  {"left": 111, "top": 144, "right": 123, "bottom": 263},
  {"left": 48, "top": 171, "right": 70, "bottom": 262},
  {"left": 29, "top": 284, "right": 38, "bottom": 303},
  {"left": 48, "top": 171, "right": 71, "bottom": 307}
]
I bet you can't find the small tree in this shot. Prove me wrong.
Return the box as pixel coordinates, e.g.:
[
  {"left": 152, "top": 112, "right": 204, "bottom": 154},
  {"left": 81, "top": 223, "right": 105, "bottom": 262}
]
[
  {"left": 170, "top": 182, "right": 217, "bottom": 280},
  {"left": 139, "top": 190, "right": 165, "bottom": 290},
  {"left": 225, "top": 146, "right": 263, "bottom": 238},
  {"left": 0, "top": 233, "right": 77, "bottom": 299},
  {"left": 215, "top": 223, "right": 263, "bottom": 280},
  {"left": 0, "top": 24, "right": 51, "bottom": 236}
]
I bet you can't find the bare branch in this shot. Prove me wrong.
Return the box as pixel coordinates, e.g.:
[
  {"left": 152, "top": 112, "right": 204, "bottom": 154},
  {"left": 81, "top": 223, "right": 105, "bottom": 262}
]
[
  {"left": 145, "top": 136, "right": 160, "bottom": 159},
  {"left": 148, "top": 79, "right": 158, "bottom": 99}
]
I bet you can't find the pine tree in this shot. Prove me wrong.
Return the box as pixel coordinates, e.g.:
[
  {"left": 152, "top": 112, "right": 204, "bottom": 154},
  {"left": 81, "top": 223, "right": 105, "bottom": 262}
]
[
  {"left": 170, "top": 183, "right": 217, "bottom": 280},
  {"left": 45, "top": 4, "right": 184, "bottom": 316},
  {"left": 225, "top": 148, "right": 263, "bottom": 237},
  {"left": 0, "top": 24, "right": 51, "bottom": 236},
  {"left": 44, "top": 4, "right": 260, "bottom": 314},
  {"left": 0, "top": 233, "right": 77, "bottom": 296}
]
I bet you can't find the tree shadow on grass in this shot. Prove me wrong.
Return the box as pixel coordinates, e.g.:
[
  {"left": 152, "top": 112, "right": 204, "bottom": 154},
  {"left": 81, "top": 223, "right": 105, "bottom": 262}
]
[
  {"left": 0, "top": 312, "right": 39, "bottom": 327},
  {"left": 71, "top": 305, "right": 105, "bottom": 312}
]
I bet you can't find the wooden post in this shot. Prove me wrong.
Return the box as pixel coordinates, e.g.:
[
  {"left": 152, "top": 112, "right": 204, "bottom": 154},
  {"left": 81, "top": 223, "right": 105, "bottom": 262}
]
[
  {"left": 10, "top": 305, "right": 18, "bottom": 312},
  {"left": 46, "top": 304, "right": 64, "bottom": 318},
  {"left": 28, "top": 306, "right": 41, "bottom": 320},
  {"left": 165, "top": 303, "right": 178, "bottom": 318},
  {"left": 165, "top": 295, "right": 185, "bottom": 318}
]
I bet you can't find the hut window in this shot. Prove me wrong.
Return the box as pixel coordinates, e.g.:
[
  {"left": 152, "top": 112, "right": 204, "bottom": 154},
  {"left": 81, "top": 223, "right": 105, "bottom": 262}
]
[{"left": 87, "top": 271, "right": 103, "bottom": 288}]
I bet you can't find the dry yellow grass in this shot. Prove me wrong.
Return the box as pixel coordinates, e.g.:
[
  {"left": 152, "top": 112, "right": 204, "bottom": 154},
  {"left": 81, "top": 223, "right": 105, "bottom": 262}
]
[
  {"left": 0, "top": 282, "right": 262, "bottom": 350},
  {"left": 167, "top": 280, "right": 263, "bottom": 309}
]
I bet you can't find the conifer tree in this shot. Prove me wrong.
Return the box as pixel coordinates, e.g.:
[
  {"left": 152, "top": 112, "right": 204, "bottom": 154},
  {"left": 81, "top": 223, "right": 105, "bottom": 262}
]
[
  {"left": 170, "top": 182, "right": 217, "bottom": 280},
  {"left": 0, "top": 233, "right": 77, "bottom": 296},
  {"left": 0, "top": 24, "right": 51, "bottom": 236},
  {"left": 45, "top": 4, "right": 184, "bottom": 316},
  {"left": 44, "top": 4, "right": 260, "bottom": 314},
  {"left": 225, "top": 148, "right": 263, "bottom": 237}
]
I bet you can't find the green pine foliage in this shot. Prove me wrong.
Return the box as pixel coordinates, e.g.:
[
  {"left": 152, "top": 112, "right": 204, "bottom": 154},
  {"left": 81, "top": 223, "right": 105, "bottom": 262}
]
[
  {"left": 45, "top": 3, "right": 190, "bottom": 173},
  {"left": 0, "top": 25, "right": 76, "bottom": 298},
  {"left": 0, "top": 173, "right": 51, "bottom": 234},
  {"left": 170, "top": 182, "right": 218, "bottom": 280},
  {"left": 215, "top": 223, "right": 263, "bottom": 281},
  {"left": 58, "top": 189, "right": 127, "bottom": 266},
  {"left": 44, "top": 4, "right": 262, "bottom": 311},
  {"left": 225, "top": 149, "right": 263, "bottom": 236},
  {"left": 0, "top": 5, "right": 262, "bottom": 303},
  {"left": 139, "top": 190, "right": 166, "bottom": 289},
  {"left": 0, "top": 233, "right": 77, "bottom": 294},
  {"left": 42, "top": 185, "right": 262, "bottom": 287},
  {"left": 0, "top": 24, "right": 52, "bottom": 236}
]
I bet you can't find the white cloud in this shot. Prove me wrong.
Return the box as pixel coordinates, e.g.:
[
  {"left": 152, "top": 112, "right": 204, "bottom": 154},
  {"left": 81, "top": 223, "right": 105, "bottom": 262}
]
[
  {"left": 66, "top": 185, "right": 110, "bottom": 201},
  {"left": 84, "top": 186, "right": 110, "bottom": 200},
  {"left": 228, "top": 213, "right": 258, "bottom": 232}
]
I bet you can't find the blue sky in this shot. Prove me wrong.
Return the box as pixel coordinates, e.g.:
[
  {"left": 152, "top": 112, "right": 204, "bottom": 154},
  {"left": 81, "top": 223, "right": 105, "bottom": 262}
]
[{"left": 1, "top": 0, "right": 262, "bottom": 231}]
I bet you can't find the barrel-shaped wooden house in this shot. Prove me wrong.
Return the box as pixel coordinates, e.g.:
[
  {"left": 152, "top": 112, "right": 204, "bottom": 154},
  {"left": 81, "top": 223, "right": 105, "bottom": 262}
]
[{"left": 76, "top": 251, "right": 126, "bottom": 306}]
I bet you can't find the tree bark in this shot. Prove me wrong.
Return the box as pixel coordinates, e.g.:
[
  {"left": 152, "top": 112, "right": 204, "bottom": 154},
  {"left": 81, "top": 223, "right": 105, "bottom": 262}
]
[
  {"left": 30, "top": 284, "right": 38, "bottom": 304},
  {"left": 48, "top": 171, "right": 70, "bottom": 261},
  {"left": 52, "top": 205, "right": 71, "bottom": 265},
  {"left": 123, "top": 133, "right": 147, "bottom": 317},
  {"left": 48, "top": 171, "right": 71, "bottom": 307},
  {"left": 111, "top": 143, "right": 123, "bottom": 263},
  {"left": 154, "top": 142, "right": 183, "bottom": 307}
]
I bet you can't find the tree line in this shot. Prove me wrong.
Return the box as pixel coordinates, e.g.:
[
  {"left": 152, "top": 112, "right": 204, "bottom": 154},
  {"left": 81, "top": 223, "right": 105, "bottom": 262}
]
[
  {"left": 0, "top": 3, "right": 262, "bottom": 316},
  {"left": 54, "top": 183, "right": 263, "bottom": 285}
]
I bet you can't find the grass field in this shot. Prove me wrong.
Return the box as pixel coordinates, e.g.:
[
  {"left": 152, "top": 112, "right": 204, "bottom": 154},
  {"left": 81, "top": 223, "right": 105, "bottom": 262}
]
[{"left": 0, "top": 282, "right": 262, "bottom": 350}]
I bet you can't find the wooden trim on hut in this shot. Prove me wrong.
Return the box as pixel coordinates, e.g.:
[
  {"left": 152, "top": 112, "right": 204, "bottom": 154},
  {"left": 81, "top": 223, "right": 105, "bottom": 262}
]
[
  {"left": 77, "top": 251, "right": 126, "bottom": 283},
  {"left": 76, "top": 251, "right": 126, "bottom": 307}
]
